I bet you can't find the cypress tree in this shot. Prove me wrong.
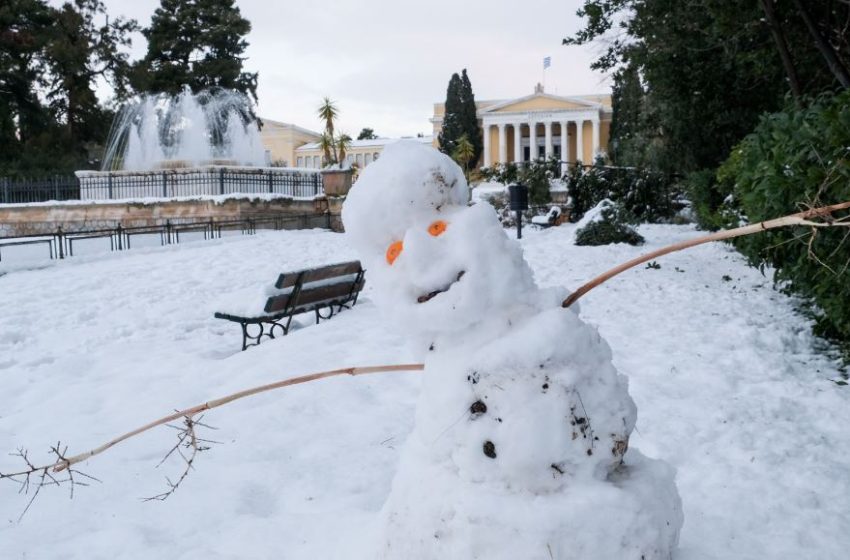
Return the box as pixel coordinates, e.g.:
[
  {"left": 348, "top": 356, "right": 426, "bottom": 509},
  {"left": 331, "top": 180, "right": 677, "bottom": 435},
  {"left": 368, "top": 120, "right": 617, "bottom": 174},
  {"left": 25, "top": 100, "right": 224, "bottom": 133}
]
[
  {"left": 438, "top": 72, "right": 464, "bottom": 157},
  {"left": 458, "top": 69, "right": 482, "bottom": 168}
]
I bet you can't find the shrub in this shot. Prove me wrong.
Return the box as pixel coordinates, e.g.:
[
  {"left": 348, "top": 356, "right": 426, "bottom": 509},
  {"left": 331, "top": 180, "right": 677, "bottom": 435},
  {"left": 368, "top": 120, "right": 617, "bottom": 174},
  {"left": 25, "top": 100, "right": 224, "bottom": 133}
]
[
  {"left": 575, "top": 220, "right": 645, "bottom": 246},
  {"left": 565, "top": 157, "right": 680, "bottom": 223},
  {"left": 719, "top": 90, "right": 850, "bottom": 344},
  {"left": 575, "top": 201, "right": 644, "bottom": 246}
]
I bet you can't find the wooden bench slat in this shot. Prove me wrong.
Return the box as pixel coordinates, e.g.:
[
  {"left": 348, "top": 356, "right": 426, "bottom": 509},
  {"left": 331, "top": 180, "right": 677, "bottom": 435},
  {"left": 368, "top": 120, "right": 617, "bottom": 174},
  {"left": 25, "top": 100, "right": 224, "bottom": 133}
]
[
  {"left": 263, "top": 277, "right": 364, "bottom": 314},
  {"left": 275, "top": 260, "right": 362, "bottom": 289}
]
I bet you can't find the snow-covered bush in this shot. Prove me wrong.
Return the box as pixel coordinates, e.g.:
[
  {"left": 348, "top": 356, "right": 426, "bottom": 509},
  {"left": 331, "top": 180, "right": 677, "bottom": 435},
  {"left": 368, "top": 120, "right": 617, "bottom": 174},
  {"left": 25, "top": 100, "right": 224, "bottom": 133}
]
[
  {"left": 710, "top": 90, "right": 850, "bottom": 347},
  {"left": 565, "top": 158, "right": 681, "bottom": 223},
  {"left": 575, "top": 199, "right": 645, "bottom": 246},
  {"left": 342, "top": 140, "right": 681, "bottom": 559}
]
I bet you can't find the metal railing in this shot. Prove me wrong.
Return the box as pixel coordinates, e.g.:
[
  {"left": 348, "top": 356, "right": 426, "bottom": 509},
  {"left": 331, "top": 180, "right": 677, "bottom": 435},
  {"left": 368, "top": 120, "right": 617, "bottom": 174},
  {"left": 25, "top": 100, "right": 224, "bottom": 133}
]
[
  {"left": 0, "top": 175, "right": 80, "bottom": 204},
  {"left": 1, "top": 167, "right": 324, "bottom": 204},
  {"left": 0, "top": 213, "right": 331, "bottom": 264}
]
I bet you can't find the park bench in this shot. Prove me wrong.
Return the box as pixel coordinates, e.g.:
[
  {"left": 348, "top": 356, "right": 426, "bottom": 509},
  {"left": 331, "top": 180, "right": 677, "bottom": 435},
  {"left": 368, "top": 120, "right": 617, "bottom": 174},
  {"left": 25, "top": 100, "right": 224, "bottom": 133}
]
[
  {"left": 214, "top": 260, "right": 365, "bottom": 351},
  {"left": 531, "top": 206, "right": 567, "bottom": 228}
]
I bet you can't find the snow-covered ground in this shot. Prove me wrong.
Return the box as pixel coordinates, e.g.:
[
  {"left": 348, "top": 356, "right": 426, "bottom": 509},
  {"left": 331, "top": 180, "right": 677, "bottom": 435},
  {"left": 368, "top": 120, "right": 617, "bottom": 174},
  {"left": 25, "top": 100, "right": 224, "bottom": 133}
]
[{"left": 1, "top": 223, "right": 848, "bottom": 559}]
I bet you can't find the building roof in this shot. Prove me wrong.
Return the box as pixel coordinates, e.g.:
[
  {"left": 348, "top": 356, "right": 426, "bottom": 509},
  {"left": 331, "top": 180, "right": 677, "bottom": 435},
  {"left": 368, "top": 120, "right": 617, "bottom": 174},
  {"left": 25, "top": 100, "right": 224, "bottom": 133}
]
[
  {"left": 259, "top": 118, "right": 322, "bottom": 138},
  {"left": 296, "top": 135, "right": 433, "bottom": 152}
]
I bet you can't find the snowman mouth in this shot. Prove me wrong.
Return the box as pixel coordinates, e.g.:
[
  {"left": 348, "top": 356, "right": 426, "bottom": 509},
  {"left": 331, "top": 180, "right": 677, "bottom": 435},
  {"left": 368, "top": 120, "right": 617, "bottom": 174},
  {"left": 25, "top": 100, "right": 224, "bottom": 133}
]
[{"left": 417, "top": 270, "right": 465, "bottom": 303}]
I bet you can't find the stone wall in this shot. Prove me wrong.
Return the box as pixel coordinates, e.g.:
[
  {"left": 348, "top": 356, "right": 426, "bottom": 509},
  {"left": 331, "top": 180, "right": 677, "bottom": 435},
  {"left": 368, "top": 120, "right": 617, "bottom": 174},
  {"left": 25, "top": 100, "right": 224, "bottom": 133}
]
[{"left": 0, "top": 195, "right": 344, "bottom": 238}]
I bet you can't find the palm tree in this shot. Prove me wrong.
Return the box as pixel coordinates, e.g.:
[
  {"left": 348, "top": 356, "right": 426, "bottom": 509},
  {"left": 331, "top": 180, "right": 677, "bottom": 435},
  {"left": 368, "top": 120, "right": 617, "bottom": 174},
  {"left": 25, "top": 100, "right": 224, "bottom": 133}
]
[
  {"left": 318, "top": 132, "right": 334, "bottom": 167},
  {"left": 337, "top": 133, "right": 352, "bottom": 166},
  {"left": 452, "top": 133, "right": 475, "bottom": 178},
  {"left": 317, "top": 97, "right": 339, "bottom": 163}
]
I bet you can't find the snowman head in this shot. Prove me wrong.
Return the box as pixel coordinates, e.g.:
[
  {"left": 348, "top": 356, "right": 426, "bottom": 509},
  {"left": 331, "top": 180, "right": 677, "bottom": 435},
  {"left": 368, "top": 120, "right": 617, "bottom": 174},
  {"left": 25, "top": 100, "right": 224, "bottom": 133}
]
[{"left": 342, "top": 141, "right": 536, "bottom": 338}]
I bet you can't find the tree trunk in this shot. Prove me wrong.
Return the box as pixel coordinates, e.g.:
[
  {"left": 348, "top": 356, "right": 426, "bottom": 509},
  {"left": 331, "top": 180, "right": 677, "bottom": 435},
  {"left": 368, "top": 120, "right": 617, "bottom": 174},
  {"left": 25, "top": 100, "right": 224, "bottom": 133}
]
[
  {"left": 792, "top": 0, "right": 850, "bottom": 88},
  {"left": 759, "top": 0, "right": 803, "bottom": 99}
]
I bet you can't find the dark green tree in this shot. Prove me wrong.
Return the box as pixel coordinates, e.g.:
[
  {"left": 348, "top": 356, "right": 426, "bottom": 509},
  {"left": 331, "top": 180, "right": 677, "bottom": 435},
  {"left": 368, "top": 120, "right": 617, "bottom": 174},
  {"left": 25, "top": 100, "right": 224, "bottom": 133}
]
[
  {"left": 0, "top": 0, "right": 53, "bottom": 172},
  {"left": 565, "top": 0, "right": 845, "bottom": 174},
  {"left": 357, "top": 127, "right": 377, "bottom": 140},
  {"left": 458, "top": 69, "right": 482, "bottom": 168},
  {"left": 132, "top": 0, "right": 258, "bottom": 100},
  {"left": 43, "top": 0, "right": 137, "bottom": 161},
  {"left": 438, "top": 72, "right": 464, "bottom": 157},
  {"left": 439, "top": 69, "right": 482, "bottom": 168}
]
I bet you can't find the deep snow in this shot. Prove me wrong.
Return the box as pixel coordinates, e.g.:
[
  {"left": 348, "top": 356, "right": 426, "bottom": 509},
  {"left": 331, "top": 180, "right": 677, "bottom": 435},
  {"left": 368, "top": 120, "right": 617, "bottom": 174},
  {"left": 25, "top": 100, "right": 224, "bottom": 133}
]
[{"left": 1, "top": 221, "right": 848, "bottom": 559}]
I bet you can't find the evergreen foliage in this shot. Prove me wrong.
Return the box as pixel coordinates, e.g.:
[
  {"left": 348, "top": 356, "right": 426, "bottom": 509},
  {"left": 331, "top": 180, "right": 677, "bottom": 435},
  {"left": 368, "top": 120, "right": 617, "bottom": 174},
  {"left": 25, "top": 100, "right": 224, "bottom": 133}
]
[
  {"left": 694, "top": 90, "right": 850, "bottom": 345},
  {"left": 565, "top": 159, "right": 680, "bottom": 223},
  {"left": 565, "top": 0, "right": 847, "bottom": 174},
  {"left": 438, "top": 73, "right": 463, "bottom": 157},
  {"left": 575, "top": 202, "right": 644, "bottom": 246},
  {"left": 132, "top": 0, "right": 258, "bottom": 101},
  {"left": 439, "top": 69, "right": 482, "bottom": 168},
  {"left": 357, "top": 128, "right": 377, "bottom": 140},
  {"left": 0, "top": 0, "right": 136, "bottom": 175}
]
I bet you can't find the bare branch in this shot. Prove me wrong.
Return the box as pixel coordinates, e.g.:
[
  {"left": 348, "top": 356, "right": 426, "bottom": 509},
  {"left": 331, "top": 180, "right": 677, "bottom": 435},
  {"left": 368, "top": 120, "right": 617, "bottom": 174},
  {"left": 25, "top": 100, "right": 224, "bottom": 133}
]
[
  {"left": 1, "top": 364, "right": 425, "bottom": 485},
  {"left": 563, "top": 201, "right": 850, "bottom": 308}
]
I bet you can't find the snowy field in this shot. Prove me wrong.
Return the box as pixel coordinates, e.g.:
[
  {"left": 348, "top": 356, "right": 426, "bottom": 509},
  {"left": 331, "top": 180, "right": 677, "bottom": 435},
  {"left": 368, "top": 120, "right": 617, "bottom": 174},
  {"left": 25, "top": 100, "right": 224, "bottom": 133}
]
[{"left": 1, "top": 223, "right": 848, "bottom": 559}]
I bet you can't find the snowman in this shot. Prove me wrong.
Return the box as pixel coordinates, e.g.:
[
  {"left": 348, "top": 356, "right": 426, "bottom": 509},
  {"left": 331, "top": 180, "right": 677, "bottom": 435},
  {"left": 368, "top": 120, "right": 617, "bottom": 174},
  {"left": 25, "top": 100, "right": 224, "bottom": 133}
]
[{"left": 342, "top": 141, "right": 682, "bottom": 560}]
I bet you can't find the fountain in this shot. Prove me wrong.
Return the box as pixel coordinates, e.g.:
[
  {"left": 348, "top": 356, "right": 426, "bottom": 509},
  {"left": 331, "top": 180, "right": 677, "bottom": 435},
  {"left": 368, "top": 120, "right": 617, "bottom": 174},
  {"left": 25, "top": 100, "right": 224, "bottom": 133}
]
[
  {"left": 77, "top": 89, "right": 322, "bottom": 201},
  {"left": 101, "top": 88, "right": 266, "bottom": 171}
]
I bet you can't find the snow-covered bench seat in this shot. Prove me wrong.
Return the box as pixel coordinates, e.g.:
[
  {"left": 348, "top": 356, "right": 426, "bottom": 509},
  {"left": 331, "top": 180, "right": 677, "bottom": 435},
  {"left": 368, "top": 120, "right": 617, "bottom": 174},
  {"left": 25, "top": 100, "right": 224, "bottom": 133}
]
[
  {"left": 531, "top": 206, "right": 564, "bottom": 228},
  {"left": 214, "top": 260, "right": 366, "bottom": 350}
]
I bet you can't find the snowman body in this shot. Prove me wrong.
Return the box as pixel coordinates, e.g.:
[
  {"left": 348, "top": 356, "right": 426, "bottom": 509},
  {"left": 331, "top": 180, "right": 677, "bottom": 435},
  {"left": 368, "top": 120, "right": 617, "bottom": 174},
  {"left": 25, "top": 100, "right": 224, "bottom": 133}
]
[{"left": 342, "top": 141, "right": 682, "bottom": 560}]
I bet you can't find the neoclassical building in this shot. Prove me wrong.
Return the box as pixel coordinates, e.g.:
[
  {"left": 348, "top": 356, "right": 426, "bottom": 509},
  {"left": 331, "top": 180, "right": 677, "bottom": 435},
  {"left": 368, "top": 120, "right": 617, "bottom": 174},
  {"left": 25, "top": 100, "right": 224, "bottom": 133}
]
[
  {"left": 294, "top": 135, "right": 432, "bottom": 169},
  {"left": 431, "top": 85, "right": 612, "bottom": 171}
]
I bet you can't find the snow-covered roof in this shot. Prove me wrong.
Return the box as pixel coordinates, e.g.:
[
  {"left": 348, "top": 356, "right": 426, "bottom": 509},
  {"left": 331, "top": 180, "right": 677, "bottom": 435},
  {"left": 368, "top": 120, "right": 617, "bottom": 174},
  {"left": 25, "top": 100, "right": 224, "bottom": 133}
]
[{"left": 296, "top": 136, "right": 433, "bottom": 152}]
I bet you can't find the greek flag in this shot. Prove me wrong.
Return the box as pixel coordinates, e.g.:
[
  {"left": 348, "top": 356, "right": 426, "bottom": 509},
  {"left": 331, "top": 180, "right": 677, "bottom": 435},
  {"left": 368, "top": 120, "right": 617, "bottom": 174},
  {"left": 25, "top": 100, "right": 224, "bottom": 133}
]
[{"left": 543, "top": 56, "right": 551, "bottom": 69}]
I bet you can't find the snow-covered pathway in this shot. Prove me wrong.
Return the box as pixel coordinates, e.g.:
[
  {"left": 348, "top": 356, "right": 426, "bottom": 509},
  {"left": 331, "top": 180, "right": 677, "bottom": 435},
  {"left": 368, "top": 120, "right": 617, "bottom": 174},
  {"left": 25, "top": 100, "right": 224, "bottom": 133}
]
[{"left": 1, "top": 224, "right": 848, "bottom": 559}]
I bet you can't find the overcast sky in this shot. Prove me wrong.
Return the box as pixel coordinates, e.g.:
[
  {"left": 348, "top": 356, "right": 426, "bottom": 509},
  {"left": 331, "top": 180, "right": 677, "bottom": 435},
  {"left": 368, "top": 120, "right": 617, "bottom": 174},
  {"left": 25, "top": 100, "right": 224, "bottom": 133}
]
[{"left": 97, "top": 0, "right": 612, "bottom": 138}]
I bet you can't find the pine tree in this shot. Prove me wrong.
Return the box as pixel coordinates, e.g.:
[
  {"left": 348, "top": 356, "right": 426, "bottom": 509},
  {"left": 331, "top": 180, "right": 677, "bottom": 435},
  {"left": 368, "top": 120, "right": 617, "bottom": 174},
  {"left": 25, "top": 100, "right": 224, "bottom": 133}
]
[
  {"left": 0, "top": 0, "right": 53, "bottom": 170},
  {"left": 43, "top": 0, "right": 137, "bottom": 155},
  {"left": 438, "top": 72, "right": 464, "bottom": 157},
  {"left": 132, "top": 0, "right": 258, "bottom": 101}
]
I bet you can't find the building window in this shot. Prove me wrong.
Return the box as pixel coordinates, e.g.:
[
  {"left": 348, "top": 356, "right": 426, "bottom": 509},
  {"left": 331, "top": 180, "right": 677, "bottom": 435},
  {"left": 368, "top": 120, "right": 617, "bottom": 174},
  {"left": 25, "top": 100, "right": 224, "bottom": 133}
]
[
  {"left": 356, "top": 154, "right": 363, "bottom": 166},
  {"left": 365, "top": 153, "right": 373, "bottom": 165},
  {"left": 297, "top": 157, "right": 303, "bottom": 167}
]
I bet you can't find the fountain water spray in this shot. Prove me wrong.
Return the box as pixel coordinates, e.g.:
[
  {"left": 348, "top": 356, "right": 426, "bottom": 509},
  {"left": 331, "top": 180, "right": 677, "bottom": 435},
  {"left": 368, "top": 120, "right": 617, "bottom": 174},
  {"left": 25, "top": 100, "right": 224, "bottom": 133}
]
[{"left": 101, "top": 89, "right": 266, "bottom": 171}]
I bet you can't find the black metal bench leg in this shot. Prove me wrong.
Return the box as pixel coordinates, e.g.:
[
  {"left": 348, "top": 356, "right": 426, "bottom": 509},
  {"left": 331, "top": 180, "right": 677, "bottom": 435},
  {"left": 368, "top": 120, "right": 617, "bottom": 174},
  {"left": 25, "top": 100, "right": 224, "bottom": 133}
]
[{"left": 240, "top": 322, "right": 249, "bottom": 351}]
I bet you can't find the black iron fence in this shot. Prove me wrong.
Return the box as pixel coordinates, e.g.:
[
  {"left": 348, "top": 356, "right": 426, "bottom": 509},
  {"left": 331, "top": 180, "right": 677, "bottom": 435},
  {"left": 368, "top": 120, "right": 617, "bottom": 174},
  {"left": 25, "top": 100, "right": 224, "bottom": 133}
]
[
  {"left": 0, "top": 213, "right": 331, "bottom": 264},
  {"left": 0, "top": 175, "right": 80, "bottom": 204},
  {"left": 1, "top": 167, "right": 324, "bottom": 204}
]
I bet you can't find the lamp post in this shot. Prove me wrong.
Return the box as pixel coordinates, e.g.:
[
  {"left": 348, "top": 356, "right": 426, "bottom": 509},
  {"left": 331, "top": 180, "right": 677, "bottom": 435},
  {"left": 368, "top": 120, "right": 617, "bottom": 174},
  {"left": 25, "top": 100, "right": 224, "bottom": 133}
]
[{"left": 508, "top": 182, "right": 529, "bottom": 239}]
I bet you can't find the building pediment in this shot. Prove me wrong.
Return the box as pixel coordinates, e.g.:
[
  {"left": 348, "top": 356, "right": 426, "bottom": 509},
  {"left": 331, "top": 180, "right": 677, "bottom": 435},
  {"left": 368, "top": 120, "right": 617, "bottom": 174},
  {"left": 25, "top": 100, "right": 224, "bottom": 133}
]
[{"left": 480, "top": 93, "right": 603, "bottom": 115}]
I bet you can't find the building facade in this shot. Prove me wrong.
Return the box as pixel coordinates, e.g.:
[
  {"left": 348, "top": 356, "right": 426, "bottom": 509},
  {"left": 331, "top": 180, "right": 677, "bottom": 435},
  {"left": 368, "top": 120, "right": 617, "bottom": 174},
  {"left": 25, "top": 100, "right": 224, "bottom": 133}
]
[
  {"left": 258, "top": 119, "right": 322, "bottom": 167},
  {"left": 431, "top": 85, "right": 612, "bottom": 172},
  {"left": 293, "top": 136, "right": 433, "bottom": 170}
]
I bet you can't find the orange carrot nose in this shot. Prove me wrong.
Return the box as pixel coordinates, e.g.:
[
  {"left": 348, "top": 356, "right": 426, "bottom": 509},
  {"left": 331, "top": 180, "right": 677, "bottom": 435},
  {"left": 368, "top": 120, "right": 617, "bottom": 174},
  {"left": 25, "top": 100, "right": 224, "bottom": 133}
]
[
  {"left": 386, "top": 240, "right": 403, "bottom": 265},
  {"left": 428, "top": 220, "right": 448, "bottom": 237}
]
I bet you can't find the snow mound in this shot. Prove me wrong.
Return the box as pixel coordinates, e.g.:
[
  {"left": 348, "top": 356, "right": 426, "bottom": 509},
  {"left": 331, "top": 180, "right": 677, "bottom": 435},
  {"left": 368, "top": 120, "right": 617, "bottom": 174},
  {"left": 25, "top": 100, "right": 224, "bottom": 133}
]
[{"left": 343, "top": 140, "right": 682, "bottom": 559}]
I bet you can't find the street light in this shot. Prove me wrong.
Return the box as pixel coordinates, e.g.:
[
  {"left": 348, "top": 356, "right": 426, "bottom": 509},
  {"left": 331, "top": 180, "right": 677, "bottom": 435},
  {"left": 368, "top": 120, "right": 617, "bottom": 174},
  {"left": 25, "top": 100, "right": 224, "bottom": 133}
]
[{"left": 507, "top": 182, "right": 529, "bottom": 239}]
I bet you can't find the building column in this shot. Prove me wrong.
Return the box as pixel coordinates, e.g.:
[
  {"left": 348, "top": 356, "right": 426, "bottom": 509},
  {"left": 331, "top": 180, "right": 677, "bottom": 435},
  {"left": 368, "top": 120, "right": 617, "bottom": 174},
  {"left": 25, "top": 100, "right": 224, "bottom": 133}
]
[
  {"left": 498, "top": 123, "right": 507, "bottom": 164},
  {"left": 483, "top": 122, "right": 491, "bottom": 167},
  {"left": 591, "top": 118, "right": 601, "bottom": 158},
  {"left": 544, "top": 121, "right": 553, "bottom": 160},
  {"left": 528, "top": 120, "right": 537, "bottom": 162},
  {"left": 513, "top": 123, "right": 523, "bottom": 163},
  {"left": 575, "top": 119, "right": 584, "bottom": 164},
  {"left": 560, "top": 121, "right": 569, "bottom": 174}
]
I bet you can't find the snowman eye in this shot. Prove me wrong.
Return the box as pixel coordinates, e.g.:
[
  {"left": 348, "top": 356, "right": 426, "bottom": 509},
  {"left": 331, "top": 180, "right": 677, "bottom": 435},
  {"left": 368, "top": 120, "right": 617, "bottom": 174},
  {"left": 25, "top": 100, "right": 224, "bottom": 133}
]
[
  {"left": 428, "top": 220, "right": 448, "bottom": 237},
  {"left": 386, "top": 240, "right": 403, "bottom": 265}
]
